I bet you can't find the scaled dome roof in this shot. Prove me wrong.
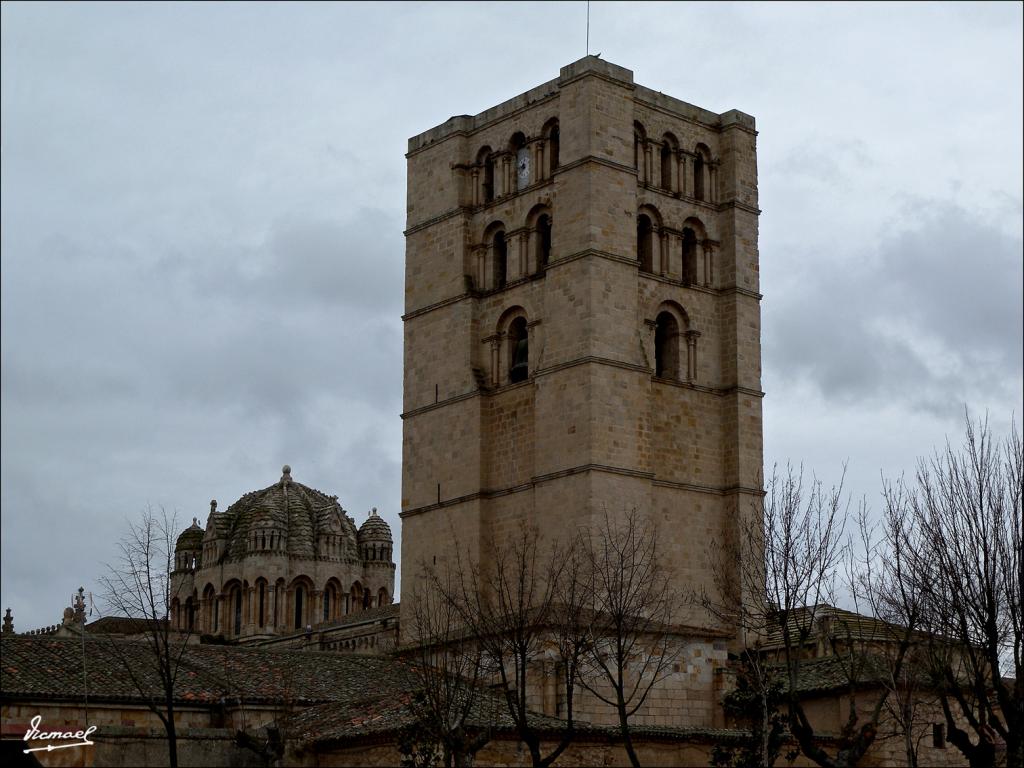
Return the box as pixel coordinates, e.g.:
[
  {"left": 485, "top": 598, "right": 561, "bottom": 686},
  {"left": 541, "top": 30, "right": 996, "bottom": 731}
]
[
  {"left": 175, "top": 518, "right": 204, "bottom": 552},
  {"left": 357, "top": 508, "right": 393, "bottom": 543},
  {"left": 203, "top": 465, "right": 358, "bottom": 562}
]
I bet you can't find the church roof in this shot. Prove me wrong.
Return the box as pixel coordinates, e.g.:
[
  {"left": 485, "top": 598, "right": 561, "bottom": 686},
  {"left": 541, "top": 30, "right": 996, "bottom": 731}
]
[
  {"left": 357, "top": 508, "right": 392, "bottom": 543},
  {"left": 204, "top": 465, "right": 358, "bottom": 563},
  {"left": 175, "top": 517, "right": 204, "bottom": 551}
]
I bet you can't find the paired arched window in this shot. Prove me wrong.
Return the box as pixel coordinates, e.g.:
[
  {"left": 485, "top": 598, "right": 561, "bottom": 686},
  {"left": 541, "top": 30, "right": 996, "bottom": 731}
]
[
  {"left": 637, "top": 214, "right": 654, "bottom": 273},
  {"left": 655, "top": 311, "right": 681, "bottom": 379},
  {"left": 508, "top": 316, "right": 529, "bottom": 384}
]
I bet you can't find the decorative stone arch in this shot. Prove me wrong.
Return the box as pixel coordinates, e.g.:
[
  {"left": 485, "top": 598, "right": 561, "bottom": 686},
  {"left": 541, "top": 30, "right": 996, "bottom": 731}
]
[
  {"left": 693, "top": 143, "right": 714, "bottom": 202},
  {"left": 481, "top": 220, "right": 508, "bottom": 291},
  {"left": 201, "top": 583, "right": 217, "bottom": 634},
  {"left": 489, "top": 305, "right": 532, "bottom": 387},
  {"left": 475, "top": 145, "right": 495, "bottom": 205},
  {"left": 633, "top": 121, "right": 649, "bottom": 182},
  {"left": 253, "top": 577, "right": 268, "bottom": 630},
  {"left": 377, "top": 586, "right": 390, "bottom": 607},
  {"left": 525, "top": 202, "right": 553, "bottom": 274},
  {"left": 681, "top": 216, "right": 714, "bottom": 287},
  {"left": 349, "top": 581, "right": 364, "bottom": 614},
  {"left": 287, "top": 575, "right": 315, "bottom": 630},
  {"left": 660, "top": 132, "right": 680, "bottom": 193},
  {"left": 508, "top": 131, "right": 529, "bottom": 193},
  {"left": 647, "top": 299, "right": 699, "bottom": 384},
  {"left": 637, "top": 204, "right": 664, "bottom": 275},
  {"left": 322, "top": 577, "right": 343, "bottom": 624},
  {"left": 222, "top": 578, "right": 245, "bottom": 637},
  {"left": 540, "top": 117, "right": 560, "bottom": 178}
]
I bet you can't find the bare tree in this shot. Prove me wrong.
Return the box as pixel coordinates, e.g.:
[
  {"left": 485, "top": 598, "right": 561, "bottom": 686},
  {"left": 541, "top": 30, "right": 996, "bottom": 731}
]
[
  {"left": 906, "top": 416, "right": 1022, "bottom": 768},
  {"left": 97, "top": 506, "right": 194, "bottom": 768},
  {"left": 579, "top": 507, "right": 682, "bottom": 768},
  {"left": 429, "top": 525, "right": 589, "bottom": 768},
  {"left": 708, "top": 465, "right": 910, "bottom": 767},
  {"left": 400, "top": 566, "right": 496, "bottom": 768}
]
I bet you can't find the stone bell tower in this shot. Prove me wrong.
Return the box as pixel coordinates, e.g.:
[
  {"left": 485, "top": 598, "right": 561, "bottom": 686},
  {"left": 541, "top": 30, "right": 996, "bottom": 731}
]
[{"left": 400, "top": 57, "right": 761, "bottom": 637}]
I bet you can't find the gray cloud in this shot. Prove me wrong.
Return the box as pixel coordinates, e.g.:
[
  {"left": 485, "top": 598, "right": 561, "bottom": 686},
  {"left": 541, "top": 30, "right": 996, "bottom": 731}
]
[
  {"left": 765, "top": 200, "right": 1023, "bottom": 417},
  {"left": 2, "top": 2, "right": 1021, "bottom": 630}
]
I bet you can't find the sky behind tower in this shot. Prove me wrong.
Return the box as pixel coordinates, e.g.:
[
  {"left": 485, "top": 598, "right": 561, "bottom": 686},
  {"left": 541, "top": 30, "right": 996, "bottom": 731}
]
[{"left": 2, "top": 1, "right": 1022, "bottom": 630}]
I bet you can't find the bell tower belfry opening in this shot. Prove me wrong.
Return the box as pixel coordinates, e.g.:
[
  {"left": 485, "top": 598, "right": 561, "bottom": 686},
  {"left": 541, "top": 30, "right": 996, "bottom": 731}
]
[{"left": 400, "top": 57, "right": 762, "bottom": 638}]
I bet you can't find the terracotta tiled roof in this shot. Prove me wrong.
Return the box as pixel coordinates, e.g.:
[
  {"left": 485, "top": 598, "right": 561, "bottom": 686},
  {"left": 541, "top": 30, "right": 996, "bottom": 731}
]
[
  {"left": 83, "top": 617, "right": 166, "bottom": 635},
  {"left": 0, "top": 635, "right": 410, "bottom": 706},
  {"left": 760, "top": 604, "right": 914, "bottom": 650}
]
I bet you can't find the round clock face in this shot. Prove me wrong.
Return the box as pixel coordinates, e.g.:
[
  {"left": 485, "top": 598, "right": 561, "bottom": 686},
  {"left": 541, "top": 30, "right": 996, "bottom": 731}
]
[{"left": 517, "top": 147, "right": 530, "bottom": 188}]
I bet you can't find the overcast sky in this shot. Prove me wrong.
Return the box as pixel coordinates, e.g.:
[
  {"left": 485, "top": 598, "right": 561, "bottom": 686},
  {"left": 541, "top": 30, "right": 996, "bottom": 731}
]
[{"left": 2, "top": 2, "right": 1021, "bottom": 631}]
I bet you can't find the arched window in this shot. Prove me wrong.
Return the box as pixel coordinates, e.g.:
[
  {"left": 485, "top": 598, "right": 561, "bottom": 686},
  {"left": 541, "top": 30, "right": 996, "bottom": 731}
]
[
  {"left": 493, "top": 231, "right": 507, "bottom": 289},
  {"left": 537, "top": 214, "right": 552, "bottom": 271},
  {"left": 257, "top": 582, "right": 265, "bottom": 628},
  {"left": 510, "top": 132, "right": 529, "bottom": 191},
  {"left": 543, "top": 118, "right": 560, "bottom": 175},
  {"left": 508, "top": 317, "right": 529, "bottom": 384},
  {"left": 661, "top": 144, "right": 673, "bottom": 191},
  {"left": 378, "top": 587, "right": 389, "bottom": 607},
  {"left": 693, "top": 153, "right": 705, "bottom": 201},
  {"left": 363, "top": 590, "right": 371, "bottom": 610},
  {"left": 478, "top": 146, "right": 495, "bottom": 204},
  {"left": 637, "top": 214, "right": 654, "bottom": 273},
  {"left": 350, "top": 582, "right": 363, "bottom": 613},
  {"left": 682, "top": 228, "right": 698, "bottom": 286},
  {"left": 230, "top": 589, "right": 239, "bottom": 638},
  {"left": 323, "top": 587, "right": 332, "bottom": 622},
  {"left": 655, "top": 312, "right": 680, "bottom": 379},
  {"left": 633, "top": 122, "right": 647, "bottom": 177},
  {"left": 186, "top": 598, "right": 195, "bottom": 631},
  {"left": 294, "top": 585, "right": 305, "bottom": 629}
]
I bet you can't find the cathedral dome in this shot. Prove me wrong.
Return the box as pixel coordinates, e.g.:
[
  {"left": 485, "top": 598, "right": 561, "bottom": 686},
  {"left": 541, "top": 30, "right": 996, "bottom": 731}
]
[
  {"left": 175, "top": 517, "right": 204, "bottom": 552},
  {"left": 214, "top": 465, "right": 356, "bottom": 561},
  {"left": 357, "top": 508, "right": 392, "bottom": 543}
]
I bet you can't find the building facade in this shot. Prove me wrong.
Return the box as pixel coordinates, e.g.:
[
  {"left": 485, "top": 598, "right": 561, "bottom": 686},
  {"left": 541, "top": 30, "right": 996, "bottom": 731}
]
[
  {"left": 170, "top": 465, "right": 395, "bottom": 642},
  {"left": 400, "top": 56, "right": 762, "bottom": 722}
]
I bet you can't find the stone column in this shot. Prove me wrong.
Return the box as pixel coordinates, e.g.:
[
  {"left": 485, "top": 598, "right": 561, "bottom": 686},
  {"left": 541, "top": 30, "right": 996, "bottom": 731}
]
[
  {"left": 643, "top": 319, "right": 657, "bottom": 370},
  {"left": 710, "top": 162, "right": 719, "bottom": 203},
  {"left": 471, "top": 168, "right": 480, "bottom": 206},
  {"left": 485, "top": 335, "right": 501, "bottom": 387},
  {"left": 659, "top": 231, "right": 668, "bottom": 276},
  {"left": 313, "top": 590, "right": 323, "bottom": 626},
  {"left": 534, "top": 141, "right": 545, "bottom": 182},
  {"left": 685, "top": 330, "right": 701, "bottom": 384},
  {"left": 267, "top": 586, "right": 276, "bottom": 630},
  {"left": 643, "top": 143, "right": 652, "bottom": 186},
  {"left": 678, "top": 151, "right": 688, "bottom": 197},
  {"left": 703, "top": 243, "right": 714, "bottom": 287},
  {"left": 501, "top": 155, "right": 511, "bottom": 197}
]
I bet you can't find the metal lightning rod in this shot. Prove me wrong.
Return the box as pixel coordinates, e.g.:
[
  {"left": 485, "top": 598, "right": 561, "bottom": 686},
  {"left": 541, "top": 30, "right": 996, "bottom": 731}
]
[{"left": 586, "top": 1, "right": 590, "bottom": 56}]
